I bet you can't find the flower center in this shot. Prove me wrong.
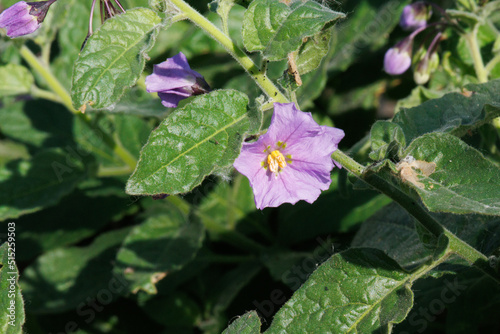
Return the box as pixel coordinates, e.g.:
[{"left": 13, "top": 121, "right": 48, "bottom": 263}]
[{"left": 267, "top": 150, "right": 287, "bottom": 173}]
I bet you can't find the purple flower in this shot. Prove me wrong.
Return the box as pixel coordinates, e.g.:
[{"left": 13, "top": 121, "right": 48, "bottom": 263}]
[
  {"left": 384, "top": 38, "right": 413, "bottom": 75},
  {"left": 400, "top": 2, "right": 431, "bottom": 31},
  {"left": 233, "top": 103, "right": 345, "bottom": 210},
  {"left": 0, "top": 0, "right": 56, "bottom": 38},
  {"left": 145, "top": 52, "right": 210, "bottom": 108}
]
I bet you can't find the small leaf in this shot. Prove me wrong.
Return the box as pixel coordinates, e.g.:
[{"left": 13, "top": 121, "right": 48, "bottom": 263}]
[
  {"left": 265, "top": 248, "right": 413, "bottom": 333},
  {"left": 222, "top": 310, "right": 261, "bottom": 334},
  {"left": 402, "top": 133, "right": 500, "bottom": 216},
  {"left": 295, "top": 28, "right": 333, "bottom": 75},
  {"left": 0, "top": 64, "right": 33, "bottom": 97},
  {"left": 114, "top": 201, "right": 205, "bottom": 294},
  {"left": 393, "top": 79, "right": 500, "bottom": 144},
  {"left": 242, "top": 0, "right": 344, "bottom": 61},
  {"left": 0, "top": 243, "right": 25, "bottom": 333},
  {"left": 71, "top": 8, "right": 162, "bottom": 110},
  {"left": 0, "top": 148, "right": 89, "bottom": 221},
  {"left": 369, "top": 121, "right": 406, "bottom": 161},
  {"left": 126, "top": 90, "right": 252, "bottom": 196}
]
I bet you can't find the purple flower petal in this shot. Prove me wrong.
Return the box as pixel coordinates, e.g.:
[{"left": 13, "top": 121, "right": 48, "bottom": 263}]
[
  {"left": 400, "top": 3, "right": 430, "bottom": 32},
  {"left": 384, "top": 47, "right": 412, "bottom": 75},
  {"left": 233, "top": 102, "right": 345, "bottom": 210},
  {"left": 145, "top": 52, "right": 210, "bottom": 108},
  {"left": 0, "top": 1, "right": 40, "bottom": 38}
]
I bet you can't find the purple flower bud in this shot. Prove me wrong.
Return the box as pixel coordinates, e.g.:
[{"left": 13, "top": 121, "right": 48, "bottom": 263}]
[
  {"left": 414, "top": 52, "right": 439, "bottom": 85},
  {"left": 0, "top": 0, "right": 56, "bottom": 38},
  {"left": 400, "top": 2, "right": 432, "bottom": 32},
  {"left": 145, "top": 52, "right": 210, "bottom": 108},
  {"left": 384, "top": 38, "right": 413, "bottom": 75}
]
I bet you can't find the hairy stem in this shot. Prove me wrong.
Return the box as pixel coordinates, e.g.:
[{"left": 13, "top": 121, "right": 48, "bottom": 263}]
[
  {"left": 464, "top": 24, "right": 488, "bottom": 83},
  {"left": 169, "top": 0, "right": 289, "bottom": 103},
  {"left": 363, "top": 172, "right": 499, "bottom": 283}
]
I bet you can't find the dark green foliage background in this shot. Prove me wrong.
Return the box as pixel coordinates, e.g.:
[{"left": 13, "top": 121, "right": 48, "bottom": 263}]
[{"left": 1, "top": 0, "right": 500, "bottom": 333}]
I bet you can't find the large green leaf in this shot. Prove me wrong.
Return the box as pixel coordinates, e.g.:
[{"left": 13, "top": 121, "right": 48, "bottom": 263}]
[
  {"left": 0, "top": 64, "right": 33, "bottom": 97},
  {"left": 402, "top": 133, "right": 500, "bottom": 216},
  {"left": 0, "top": 243, "right": 25, "bottom": 333},
  {"left": 114, "top": 200, "right": 205, "bottom": 294},
  {"left": 71, "top": 8, "right": 161, "bottom": 110},
  {"left": 265, "top": 248, "right": 413, "bottom": 333},
  {"left": 222, "top": 311, "right": 261, "bottom": 334},
  {"left": 0, "top": 148, "right": 90, "bottom": 221},
  {"left": 20, "top": 228, "right": 130, "bottom": 313},
  {"left": 353, "top": 203, "right": 500, "bottom": 269},
  {"left": 126, "top": 90, "right": 253, "bottom": 196},
  {"left": 242, "top": 0, "right": 344, "bottom": 61},
  {"left": 393, "top": 80, "right": 500, "bottom": 144}
]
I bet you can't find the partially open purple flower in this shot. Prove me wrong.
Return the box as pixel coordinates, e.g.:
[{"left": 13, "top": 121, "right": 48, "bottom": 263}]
[
  {"left": 400, "top": 2, "right": 431, "bottom": 31},
  {"left": 145, "top": 52, "right": 210, "bottom": 108},
  {"left": 233, "top": 103, "right": 345, "bottom": 210},
  {"left": 0, "top": 0, "right": 56, "bottom": 38},
  {"left": 384, "top": 38, "right": 413, "bottom": 75}
]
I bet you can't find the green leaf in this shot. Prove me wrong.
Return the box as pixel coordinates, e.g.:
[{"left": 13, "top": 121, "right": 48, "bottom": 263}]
[
  {"left": 369, "top": 121, "right": 406, "bottom": 161},
  {"left": 71, "top": 8, "right": 162, "bottom": 110},
  {"left": 265, "top": 248, "right": 413, "bottom": 333},
  {"left": 0, "top": 64, "right": 33, "bottom": 97},
  {"left": 402, "top": 133, "right": 500, "bottom": 216},
  {"left": 393, "top": 80, "right": 500, "bottom": 144},
  {"left": 0, "top": 242, "right": 25, "bottom": 333},
  {"left": 0, "top": 148, "right": 90, "bottom": 221},
  {"left": 295, "top": 28, "right": 333, "bottom": 75},
  {"left": 242, "top": 0, "right": 344, "bottom": 61},
  {"left": 353, "top": 203, "right": 500, "bottom": 270},
  {"left": 126, "top": 90, "right": 252, "bottom": 196},
  {"left": 20, "top": 228, "right": 130, "bottom": 313},
  {"left": 222, "top": 311, "right": 261, "bottom": 334},
  {"left": 0, "top": 140, "right": 29, "bottom": 167},
  {"left": 114, "top": 200, "right": 205, "bottom": 294}
]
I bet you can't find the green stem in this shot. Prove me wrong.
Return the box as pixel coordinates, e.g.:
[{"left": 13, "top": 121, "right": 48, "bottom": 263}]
[
  {"left": 169, "top": 0, "right": 289, "bottom": 103},
  {"left": 20, "top": 45, "right": 77, "bottom": 113},
  {"left": 31, "top": 86, "right": 62, "bottom": 103},
  {"left": 20, "top": 45, "right": 138, "bottom": 170},
  {"left": 485, "top": 52, "right": 500, "bottom": 72},
  {"left": 97, "top": 165, "right": 134, "bottom": 177},
  {"left": 363, "top": 172, "right": 499, "bottom": 283},
  {"left": 332, "top": 149, "right": 365, "bottom": 178},
  {"left": 464, "top": 25, "right": 488, "bottom": 83}
]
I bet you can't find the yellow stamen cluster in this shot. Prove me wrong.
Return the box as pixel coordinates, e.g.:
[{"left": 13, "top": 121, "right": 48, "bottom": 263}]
[{"left": 267, "top": 150, "right": 287, "bottom": 173}]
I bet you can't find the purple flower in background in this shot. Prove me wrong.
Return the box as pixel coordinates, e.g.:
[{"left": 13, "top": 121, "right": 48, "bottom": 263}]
[
  {"left": 0, "top": 0, "right": 56, "bottom": 38},
  {"left": 233, "top": 103, "right": 344, "bottom": 210},
  {"left": 400, "top": 2, "right": 432, "bottom": 31},
  {"left": 145, "top": 52, "right": 210, "bottom": 108},
  {"left": 384, "top": 37, "right": 413, "bottom": 75}
]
